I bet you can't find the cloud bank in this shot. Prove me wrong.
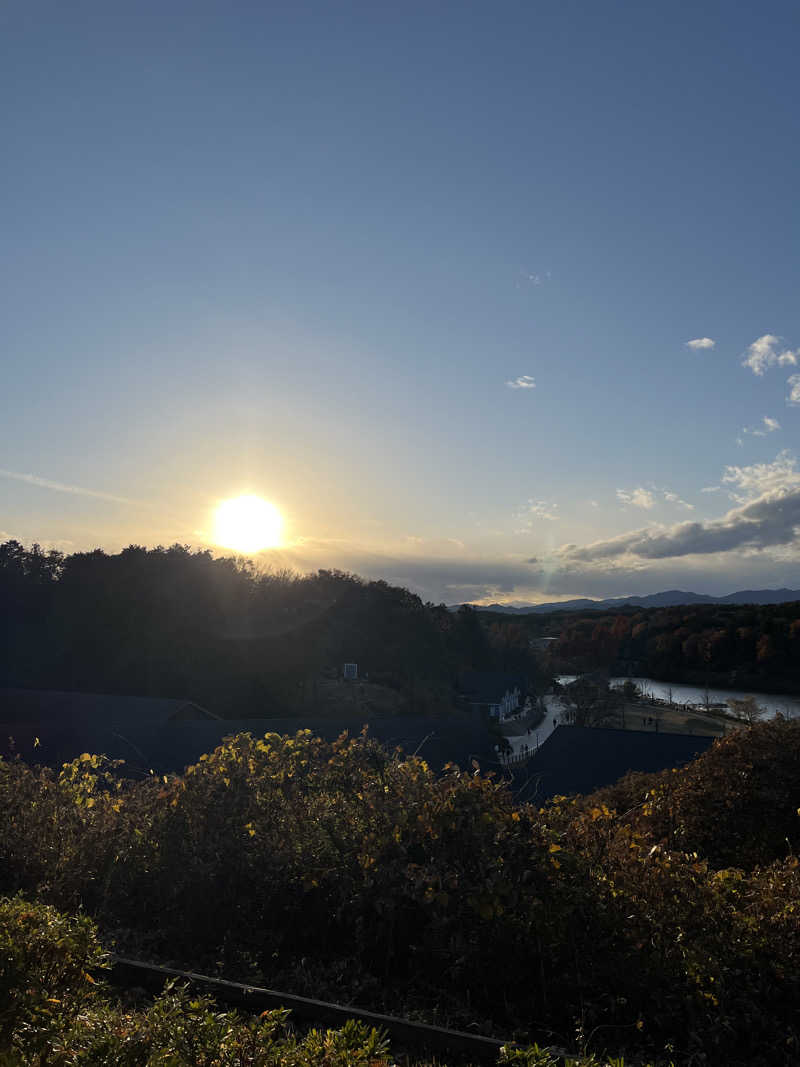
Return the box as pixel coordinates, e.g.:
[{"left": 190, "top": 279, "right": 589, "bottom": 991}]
[
  {"left": 561, "top": 455, "right": 800, "bottom": 565},
  {"left": 561, "top": 491, "right": 800, "bottom": 563}
]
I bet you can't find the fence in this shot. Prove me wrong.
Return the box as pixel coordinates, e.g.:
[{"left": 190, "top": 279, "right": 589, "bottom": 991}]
[{"left": 496, "top": 741, "right": 540, "bottom": 767}]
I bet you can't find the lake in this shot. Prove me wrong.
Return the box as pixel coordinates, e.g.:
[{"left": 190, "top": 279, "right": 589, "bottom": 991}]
[{"left": 556, "top": 675, "right": 800, "bottom": 720}]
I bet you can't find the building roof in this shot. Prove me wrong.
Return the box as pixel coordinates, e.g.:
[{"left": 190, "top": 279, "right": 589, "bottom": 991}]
[
  {"left": 0, "top": 688, "right": 218, "bottom": 725},
  {"left": 525, "top": 725, "right": 715, "bottom": 801},
  {"left": 458, "top": 671, "right": 525, "bottom": 704},
  {"left": 0, "top": 712, "right": 496, "bottom": 775}
]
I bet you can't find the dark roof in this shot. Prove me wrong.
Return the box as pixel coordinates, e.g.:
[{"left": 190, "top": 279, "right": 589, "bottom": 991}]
[
  {"left": 0, "top": 714, "right": 496, "bottom": 775},
  {"left": 458, "top": 671, "right": 525, "bottom": 704},
  {"left": 0, "top": 688, "right": 219, "bottom": 725},
  {"left": 526, "top": 725, "right": 715, "bottom": 801}
]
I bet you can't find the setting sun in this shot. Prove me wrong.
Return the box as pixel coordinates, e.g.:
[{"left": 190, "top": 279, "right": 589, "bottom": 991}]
[{"left": 213, "top": 495, "right": 283, "bottom": 553}]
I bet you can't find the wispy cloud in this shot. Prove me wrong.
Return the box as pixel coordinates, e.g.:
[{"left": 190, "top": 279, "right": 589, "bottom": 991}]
[
  {"left": 721, "top": 449, "right": 800, "bottom": 503},
  {"left": 505, "top": 375, "right": 536, "bottom": 390},
  {"left": 617, "top": 486, "right": 693, "bottom": 511},
  {"left": 788, "top": 374, "right": 800, "bottom": 406},
  {"left": 701, "top": 485, "right": 721, "bottom": 493},
  {"left": 0, "top": 469, "right": 130, "bottom": 504},
  {"left": 663, "top": 490, "right": 695, "bottom": 510},
  {"left": 742, "top": 415, "right": 781, "bottom": 437},
  {"left": 617, "top": 487, "right": 655, "bottom": 510},
  {"left": 527, "top": 500, "right": 559, "bottom": 520},
  {"left": 686, "top": 337, "right": 715, "bottom": 350},
  {"left": 515, "top": 499, "right": 559, "bottom": 529},
  {"left": 742, "top": 334, "right": 799, "bottom": 376},
  {"left": 517, "top": 269, "right": 551, "bottom": 288}
]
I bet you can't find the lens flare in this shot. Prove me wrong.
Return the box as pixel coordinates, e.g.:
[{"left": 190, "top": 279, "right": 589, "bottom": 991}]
[{"left": 213, "top": 495, "right": 283, "bottom": 553}]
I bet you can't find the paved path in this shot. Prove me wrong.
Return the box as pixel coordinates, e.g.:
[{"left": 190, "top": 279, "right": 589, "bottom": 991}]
[{"left": 502, "top": 695, "right": 562, "bottom": 756}]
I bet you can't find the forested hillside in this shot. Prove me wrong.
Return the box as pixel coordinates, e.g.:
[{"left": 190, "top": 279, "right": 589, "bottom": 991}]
[
  {"left": 544, "top": 602, "right": 800, "bottom": 691},
  {"left": 0, "top": 541, "right": 538, "bottom": 716}
]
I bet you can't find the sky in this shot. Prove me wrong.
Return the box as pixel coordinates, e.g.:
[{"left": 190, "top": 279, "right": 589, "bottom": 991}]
[{"left": 3, "top": 1, "right": 800, "bottom": 605}]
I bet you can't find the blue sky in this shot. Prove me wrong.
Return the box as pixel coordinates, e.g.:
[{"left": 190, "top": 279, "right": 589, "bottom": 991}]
[{"left": 3, "top": 1, "right": 800, "bottom": 603}]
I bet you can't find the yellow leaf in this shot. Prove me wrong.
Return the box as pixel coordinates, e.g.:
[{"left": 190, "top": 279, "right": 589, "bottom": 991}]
[{"left": 549, "top": 843, "right": 561, "bottom": 853}]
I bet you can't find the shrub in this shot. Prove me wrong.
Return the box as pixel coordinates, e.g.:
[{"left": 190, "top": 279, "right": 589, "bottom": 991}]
[
  {"left": 0, "top": 894, "right": 106, "bottom": 1051},
  {"left": 0, "top": 733, "right": 583, "bottom": 1024},
  {"left": 1, "top": 721, "right": 800, "bottom": 1062},
  {"left": 1, "top": 895, "right": 634, "bottom": 1066},
  {"left": 586, "top": 717, "right": 800, "bottom": 868}
]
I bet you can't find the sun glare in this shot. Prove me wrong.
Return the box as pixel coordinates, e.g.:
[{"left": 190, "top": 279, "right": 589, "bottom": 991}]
[{"left": 213, "top": 495, "right": 284, "bottom": 553}]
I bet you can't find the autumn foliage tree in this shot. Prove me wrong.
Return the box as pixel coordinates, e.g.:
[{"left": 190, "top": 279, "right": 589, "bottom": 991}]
[{"left": 549, "top": 600, "right": 800, "bottom": 692}]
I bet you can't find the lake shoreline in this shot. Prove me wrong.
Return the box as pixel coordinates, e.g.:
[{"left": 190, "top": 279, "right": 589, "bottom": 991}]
[
  {"left": 555, "top": 664, "right": 800, "bottom": 698},
  {"left": 556, "top": 674, "right": 800, "bottom": 721}
]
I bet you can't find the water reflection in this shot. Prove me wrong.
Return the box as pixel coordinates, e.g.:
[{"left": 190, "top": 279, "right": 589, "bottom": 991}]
[{"left": 557, "top": 676, "right": 800, "bottom": 720}]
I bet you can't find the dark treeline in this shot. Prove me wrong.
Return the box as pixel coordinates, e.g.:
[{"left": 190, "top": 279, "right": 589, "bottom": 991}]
[
  {"left": 547, "top": 601, "right": 800, "bottom": 691},
  {"left": 0, "top": 541, "right": 539, "bottom": 717}
]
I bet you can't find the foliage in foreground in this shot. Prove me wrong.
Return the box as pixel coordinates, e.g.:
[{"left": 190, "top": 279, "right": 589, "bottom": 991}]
[
  {"left": 0, "top": 896, "right": 644, "bottom": 1066},
  {"left": 1, "top": 721, "right": 800, "bottom": 1063}
]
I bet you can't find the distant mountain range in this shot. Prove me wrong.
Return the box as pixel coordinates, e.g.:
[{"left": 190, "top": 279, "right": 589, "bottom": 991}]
[{"left": 458, "top": 588, "right": 800, "bottom": 615}]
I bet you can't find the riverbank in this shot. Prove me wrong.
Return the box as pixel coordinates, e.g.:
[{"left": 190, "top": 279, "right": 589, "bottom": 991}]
[{"left": 557, "top": 675, "right": 800, "bottom": 721}]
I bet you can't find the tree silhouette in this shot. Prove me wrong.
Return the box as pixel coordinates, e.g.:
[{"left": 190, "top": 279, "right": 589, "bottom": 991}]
[{"left": 0, "top": 541, "right": 543, "bottom": 718}]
